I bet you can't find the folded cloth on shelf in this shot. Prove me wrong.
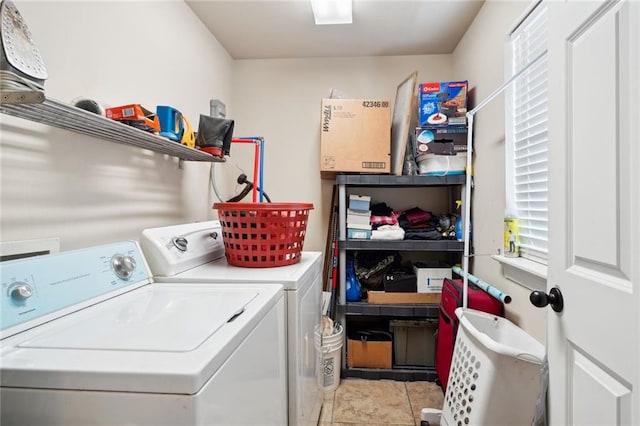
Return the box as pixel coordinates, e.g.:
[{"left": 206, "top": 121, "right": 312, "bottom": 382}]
[
  {"left": 371, "top": 211, "right": 400, "bottom": 226},
  {"left": 404, "top": 228, "right": 443, "bottom": 240},
  {"left": 371, "top": 224, "right": 405, "bottom": 240},
  {"left": 404, "top": 207, "right": 433, "bottom": 224}
]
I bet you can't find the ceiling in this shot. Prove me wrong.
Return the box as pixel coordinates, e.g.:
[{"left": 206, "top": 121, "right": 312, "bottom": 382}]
[{"left": 186, "top": 1, "right": 485, "bottom": 60}]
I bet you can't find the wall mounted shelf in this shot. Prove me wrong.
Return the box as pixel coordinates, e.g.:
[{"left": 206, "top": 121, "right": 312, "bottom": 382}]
[{"left": 0, "top": 98, "right": 225, "bottom": 162}]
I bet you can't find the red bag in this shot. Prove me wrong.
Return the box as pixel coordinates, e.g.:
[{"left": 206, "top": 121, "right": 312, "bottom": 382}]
[{"left": 436, "top": 278, "right": 504, "bottom": 391}]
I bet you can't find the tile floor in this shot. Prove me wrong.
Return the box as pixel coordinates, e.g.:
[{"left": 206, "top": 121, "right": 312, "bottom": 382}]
[{"left": 318, "top": 378, "right": 444, "bottom": 426}]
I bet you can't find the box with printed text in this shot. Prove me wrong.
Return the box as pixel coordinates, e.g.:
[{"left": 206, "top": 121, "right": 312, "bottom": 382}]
[
  {"left": 320, "top": 99, "right": 391, "bottom": 178},
  {"left": 418, "top": 81, "right": 468, "bottom": 127},
  {"left": 412, "top": 263, "right": 452, "bottom": 293}
]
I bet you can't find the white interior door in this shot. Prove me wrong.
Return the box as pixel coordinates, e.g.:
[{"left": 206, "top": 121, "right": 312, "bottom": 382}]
[{"left": 545, "top": 0, "right": 639, "bottom": 424}]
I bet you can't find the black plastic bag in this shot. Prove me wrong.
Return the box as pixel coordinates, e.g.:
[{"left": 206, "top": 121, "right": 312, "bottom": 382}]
[{"left": 196, "top": 114, "right": 234, "bottom": 157}]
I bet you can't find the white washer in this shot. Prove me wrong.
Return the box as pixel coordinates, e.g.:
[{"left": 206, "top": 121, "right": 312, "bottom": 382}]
[
  {"left": 140, "top": 221, "right": 324, "bottom": 426},
  {"left": 0, "top": 241, "right": 287, "bottom": 426}
]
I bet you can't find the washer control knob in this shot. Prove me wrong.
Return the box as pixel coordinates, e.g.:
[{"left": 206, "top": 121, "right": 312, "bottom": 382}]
[
  {"left": 172, "top": 237, "right": 188, "bottom": 252},
  {"left": 112, "top": 255, "right": 137, "bottom": 280},
  {"left": 9, "top": 283, "right": 34, "bottom": 301}
]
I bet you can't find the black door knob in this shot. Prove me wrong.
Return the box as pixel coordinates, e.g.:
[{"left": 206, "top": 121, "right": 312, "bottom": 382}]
[{"left": 530, "top": 287, "right": 564, "bottom": 313}]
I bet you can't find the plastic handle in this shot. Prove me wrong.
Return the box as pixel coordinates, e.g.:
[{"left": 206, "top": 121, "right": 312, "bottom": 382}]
[
  {"left": 517, "top": 352, "right": 544, "bottom": 363},
  {"left": 455, "top": 307, "right": 544, "bottom": 365}
]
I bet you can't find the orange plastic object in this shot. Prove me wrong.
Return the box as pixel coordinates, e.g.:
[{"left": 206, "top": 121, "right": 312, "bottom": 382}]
[
  {"left": 105, "top": 104, "right": 160, "bottom": 133},
  {"left": 213, "top": 202, "right": 314, "bottom": 268}
]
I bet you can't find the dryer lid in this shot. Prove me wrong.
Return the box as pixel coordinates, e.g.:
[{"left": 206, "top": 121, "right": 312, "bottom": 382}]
[{"left": 165, "top": 251, "right": 323, "bottom": 290}]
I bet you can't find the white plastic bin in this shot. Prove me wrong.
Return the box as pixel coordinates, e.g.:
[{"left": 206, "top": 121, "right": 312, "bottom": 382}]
[
  {"left": 441, "top": 308, "right": 544, "bottom": 426},
  {"left": 315, "top": 323, "right": 344, "bottom": 393}
]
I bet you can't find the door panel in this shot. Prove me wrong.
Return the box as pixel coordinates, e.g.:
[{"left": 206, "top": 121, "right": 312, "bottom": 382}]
[
  {"left": 570, "top": 6, "right": 620, "bottom": 266},
  {"left": 547, "top": 0, "right": 639, "bottom": 424},
  {"left": 571, "top": 350, "right": 632, "bottom": 426}
]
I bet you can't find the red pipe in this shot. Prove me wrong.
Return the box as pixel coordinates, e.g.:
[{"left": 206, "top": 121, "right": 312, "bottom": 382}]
[{"left": 232, "top": 138, "right": 261, "bottom": 202}]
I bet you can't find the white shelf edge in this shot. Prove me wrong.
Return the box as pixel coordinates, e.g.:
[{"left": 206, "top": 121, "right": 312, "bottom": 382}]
[{"left": 491, "top": 254, "right": 547, "bottom": 291}]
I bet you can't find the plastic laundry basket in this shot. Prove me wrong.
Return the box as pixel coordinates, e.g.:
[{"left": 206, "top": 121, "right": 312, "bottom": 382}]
[
  {"left": 213, "top": 202, "right": 313, "bottom": 267},
  {"left": 441, "top": 308, "right": 544, "bottom": 426}
]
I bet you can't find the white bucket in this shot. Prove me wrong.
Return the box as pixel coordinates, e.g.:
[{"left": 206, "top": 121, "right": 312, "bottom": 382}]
[{"left": 315, "top": 323, "right": 344, "bottom": 393}]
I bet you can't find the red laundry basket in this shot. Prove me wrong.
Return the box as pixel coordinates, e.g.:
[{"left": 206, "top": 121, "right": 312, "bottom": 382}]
[{"left": 213, "top": 202, "right": 313, "bottom": 268}]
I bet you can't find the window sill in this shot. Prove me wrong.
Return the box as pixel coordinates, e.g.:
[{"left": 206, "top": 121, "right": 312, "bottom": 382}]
[{"left": 491, "top": 255, "right": 547, "bottom": 291}]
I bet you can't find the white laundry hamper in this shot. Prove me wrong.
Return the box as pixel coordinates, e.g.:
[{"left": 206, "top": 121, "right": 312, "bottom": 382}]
[{"left": 433, "top": 307, "right": 545, "bottom": 426}]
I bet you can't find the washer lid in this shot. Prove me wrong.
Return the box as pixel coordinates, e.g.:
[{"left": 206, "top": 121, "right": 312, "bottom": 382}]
[
  {"left": 0, "top": 283, "right": 283, "bottom": 394},
  {"left": 19, "top": 285, "right": 254, "bottom": 352}
]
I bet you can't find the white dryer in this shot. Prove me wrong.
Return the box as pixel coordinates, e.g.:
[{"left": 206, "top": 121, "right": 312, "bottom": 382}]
[
  {"left": 0, "top": 241, "right": 287, "bottom": 426},
  {"left": 140, "top": 221, "right": 324, "bottom": 426}
]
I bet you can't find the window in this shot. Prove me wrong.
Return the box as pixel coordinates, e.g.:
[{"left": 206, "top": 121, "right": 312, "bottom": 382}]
[{"left": 506, "top": 2, "right": 548, "bottom": 263}]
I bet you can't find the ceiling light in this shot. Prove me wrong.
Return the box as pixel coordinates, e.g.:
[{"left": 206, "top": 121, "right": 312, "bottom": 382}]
[{"left": 311, "top": 0, "right": 352, "bottom": 25}]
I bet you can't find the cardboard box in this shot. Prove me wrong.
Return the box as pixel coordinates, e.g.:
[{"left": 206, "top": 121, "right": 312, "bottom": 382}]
[
  {"left": 413, "top": 127, "right": 469, "bottom": 176},
  {"left": 413, "top": 263, "right": 452, "bottom": 293},
  {"left": 105, "top": 104, "right": 160, "bottom": 133},
  {"left": 347, "top": 334, "right": 392, "bottom": 369},
  {"left": 418, "top": 81, "right": 468, "bottom": 127},
  {"left": 414, "top": 126, "right": 469, "bottom": 158},
  {"left": 348, "top": 194, "right": 371, "bottom": 211},
  {"left": 320, "top": 99, "right": 391, "bottom": 178},
  {"left": 367, "top": 291, "right": 441, "bottom": 304},
  {"left": 347, "top": 209, "right": 371, "bottom": 225},
  {"left": 390, "top": 320, "right": 437, "bottom": 366},
  {"left": 347, "top": 227, "right": 371, "bottom": 240}
]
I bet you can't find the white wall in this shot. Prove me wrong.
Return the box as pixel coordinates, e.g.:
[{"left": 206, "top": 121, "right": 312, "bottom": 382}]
[
  {"left": 229, "top": 56, "right": 452, "bottom": 252},
  {"left": 1, "top": 2, "right": 547, "bottom": 343},
  {"left": 1, "top": 1, "right": 234, "bottom": 250},
  {"left": 451, "top": 0, "right": 546, "bottom": 343}
]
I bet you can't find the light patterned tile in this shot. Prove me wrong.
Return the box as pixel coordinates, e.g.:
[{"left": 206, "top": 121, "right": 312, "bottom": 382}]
[
  {"left": 332, "top": 379, "right": 414, "bottom": 425},
  {"left": 329, "top": 423, "right": 403, "bottom": 426},
  {"left": 406, "top": 381, "right": 445, "bottom": 426},
  {"left": 319, "top": 390, "right": 335, "bottom": 423}
]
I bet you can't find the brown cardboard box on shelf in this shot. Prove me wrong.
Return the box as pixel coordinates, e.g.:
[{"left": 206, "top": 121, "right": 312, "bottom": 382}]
[
  {"left": 320, "top": 99, "right": 391, "bottom": 179},
  {"left": 367, "top": 291, "right": 441, "bottom": 304},
  {"left": 347, "top": 337, "right": 393, "bottom": 369}
]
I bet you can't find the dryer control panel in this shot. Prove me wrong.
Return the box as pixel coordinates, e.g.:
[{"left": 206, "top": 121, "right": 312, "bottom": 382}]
[
  {"left": 140, "top": 220, "right": 225, "bottom": 277},
  {"left": 0, "top": 241, "right": 151, "bottom": 336}
]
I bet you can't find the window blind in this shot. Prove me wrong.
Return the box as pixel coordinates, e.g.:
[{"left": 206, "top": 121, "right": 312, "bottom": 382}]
[{"left": 508, "top": 3, "right": 549, "bottom": 261}]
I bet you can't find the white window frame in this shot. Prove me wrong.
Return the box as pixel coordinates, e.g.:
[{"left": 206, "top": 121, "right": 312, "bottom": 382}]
[{"left": 505, "top": 0, "right": 549, "bottom": 264}]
